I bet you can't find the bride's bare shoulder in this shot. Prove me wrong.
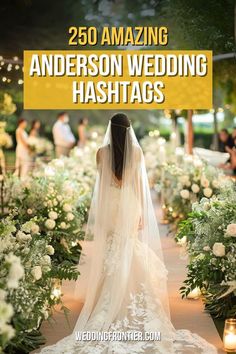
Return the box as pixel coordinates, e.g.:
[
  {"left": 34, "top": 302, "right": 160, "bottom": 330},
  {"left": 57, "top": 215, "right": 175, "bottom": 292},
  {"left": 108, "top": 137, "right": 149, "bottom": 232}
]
[{"left": 96, "top": 145, "right": 109, "bottom": 164}]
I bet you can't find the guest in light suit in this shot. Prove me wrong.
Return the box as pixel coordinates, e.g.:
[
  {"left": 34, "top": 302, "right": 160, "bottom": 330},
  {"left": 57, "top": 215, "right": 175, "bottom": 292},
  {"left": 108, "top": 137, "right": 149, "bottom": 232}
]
[{"left": 52, "top": 112, "right": 75, "bottom": 157}]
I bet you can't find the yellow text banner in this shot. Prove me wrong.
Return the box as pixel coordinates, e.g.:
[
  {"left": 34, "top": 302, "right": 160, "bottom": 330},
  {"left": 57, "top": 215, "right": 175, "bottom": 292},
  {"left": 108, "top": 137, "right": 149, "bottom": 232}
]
[{"left": 24, "top": 50, "right": 212, "bottom": 110}]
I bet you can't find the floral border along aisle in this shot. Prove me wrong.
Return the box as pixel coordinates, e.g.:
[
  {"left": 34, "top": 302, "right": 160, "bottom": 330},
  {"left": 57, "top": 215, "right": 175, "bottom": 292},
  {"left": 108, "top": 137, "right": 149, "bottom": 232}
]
[
  {"left": 176, "top": 181, "right": 236, "bottom": 319},
  {"left": 0, "top": 142, "right": 98, "bottom": 353}
]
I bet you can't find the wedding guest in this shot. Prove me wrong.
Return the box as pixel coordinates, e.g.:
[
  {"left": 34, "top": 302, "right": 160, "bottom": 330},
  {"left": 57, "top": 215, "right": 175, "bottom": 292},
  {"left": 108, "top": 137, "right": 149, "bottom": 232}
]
[
  {"left": 29, "top": 119, "right": 41, "bottom": 137},
  {"left": 78, "top": 117, "right": 88, "bottom": 147},
  {"left": 219, "top": 129, "right": 235, "bottom": 152},
  {"left": 219, "top": 133, "right": 236, "bottom": 175},
  {"left": 52, "top": 112, "right": 75, "bottom": 157},
  {"left": 15, "top": 118, "right": 32, "bottom": 178}
]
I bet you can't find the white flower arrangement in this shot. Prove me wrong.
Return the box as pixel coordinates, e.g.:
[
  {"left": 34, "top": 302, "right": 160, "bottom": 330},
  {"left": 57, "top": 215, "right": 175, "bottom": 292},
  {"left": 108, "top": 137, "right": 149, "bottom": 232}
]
[
  {"left": 0, "top": 138, "right": 98, "bottom": 351},
  {"left": 28, "top": 136, "right": 53, "bottom": 156},
  {"left": 177, "top": 182, "right": 236, "bottom": 319},
  {"left": 161, "top": 156, "right": 222, "bottom": 225}
]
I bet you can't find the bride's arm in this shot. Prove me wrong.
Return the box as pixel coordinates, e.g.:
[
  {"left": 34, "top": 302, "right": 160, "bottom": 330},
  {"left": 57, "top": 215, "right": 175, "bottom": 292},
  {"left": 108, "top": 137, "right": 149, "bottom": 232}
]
[{"left": 17, "top": 129, "right": 29, "bottom": 149}]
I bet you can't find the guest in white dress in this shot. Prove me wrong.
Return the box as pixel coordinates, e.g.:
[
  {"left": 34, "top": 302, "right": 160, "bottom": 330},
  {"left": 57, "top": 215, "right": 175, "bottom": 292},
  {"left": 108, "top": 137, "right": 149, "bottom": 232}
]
[
  {"left": 15, "top": 118, "right": 32, "bottom": 178},
  {"left": 78, "top": 117, "right": 88, "bottom": 148},
  {"left": 29, "top": 119, "right": 41, "bottom": 138},
  {"left": 52, "top": 112, "right": 75, "bottom": 158}
]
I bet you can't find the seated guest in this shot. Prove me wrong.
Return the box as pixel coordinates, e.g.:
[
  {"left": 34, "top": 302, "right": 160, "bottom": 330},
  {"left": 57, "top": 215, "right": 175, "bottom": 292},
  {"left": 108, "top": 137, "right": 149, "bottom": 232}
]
[
  {"left": 219, "top": 129, "right": 235, "bottom": 152},
  {"left": 52, "top": 112, "right": 75, "bottom": 157},
  {"left": 232, "top": 127, "right": 236, "bottom": 140},
  {"left": 220, "top": 135, "right": 236, "bottom": 175}
]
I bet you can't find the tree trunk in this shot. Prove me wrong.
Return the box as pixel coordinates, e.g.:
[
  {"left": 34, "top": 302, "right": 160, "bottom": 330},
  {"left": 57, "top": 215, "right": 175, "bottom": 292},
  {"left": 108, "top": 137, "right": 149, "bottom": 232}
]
[
  {"left": 186, "top": 110, "right": 194, "bottom": 154},
  {"left": 212, "top": 110, "right": 219, "bottom": 150}
]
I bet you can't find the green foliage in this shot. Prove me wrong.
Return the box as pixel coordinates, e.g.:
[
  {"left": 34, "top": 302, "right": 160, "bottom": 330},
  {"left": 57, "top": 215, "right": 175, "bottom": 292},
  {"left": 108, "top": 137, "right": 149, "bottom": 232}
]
[
  {"left": 48, "top": 261, "right": 79, "bottom": 281},
  {"left": 177, "top": 182, "right": 236, "bottom": 318}
]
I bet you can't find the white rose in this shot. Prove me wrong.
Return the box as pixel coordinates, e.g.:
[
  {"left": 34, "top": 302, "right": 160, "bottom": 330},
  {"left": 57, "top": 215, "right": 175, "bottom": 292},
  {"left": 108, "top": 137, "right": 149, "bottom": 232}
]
[
  {"left": 54, "top": 159, "right": 64, "bottom": 168},
  {"left": 203, "top": 202, "right": 211, "bottom": 211},
  {"left": 66, "top": 213, "right": 74, "bottom": 221},
  {"left": 0, "top": 301, "right": 14, "bottom": 324},
  {"left": 179, "top": 175, "right": 189, "bottom": 185},
  {"left": 212, "top": 242, "right": 225, "bottom": 257},
  {"left": 178, "top": 235, "right": 187, "bottom": 246},
  {"left": 41, "top": 255, "right": 51, "bottom": 266},
  {"left": 27, "top": 208, "right": 33, "bottom": 215},
  {"left": 193, "top": 159, "right": 203, "bottom": 168},
  {"left": 191, "top": 184, "right": 200, "bottom": 194},
  {"left": 16, "top": 231, "right": 32, "bottom": 243},
  {"left": 203, "top": 246, "right": 210, "bottom": 251},
  {"left": 203, "top": 187, "right": 213, "bottom": 198},
  {"left": 45, "top": 219, "right": 56, "bottom": 230},
  {"left": 53, "top": 200, "right": 58, "bottom": 206},
  {"left": 0, "top": 289, "right": 7, "bottom": 301},
  {"left": 226, "top": 223, "right": 236, "bottom": 237},
  {"left": 63, "top": 203, "right": 72, "bottom": 212},
  {"left": 201, "top": 177, "right": 210, "bottom": 188},
  {"left": 212, "top": 179, "right": 220, "bottom": 189},
  {"left": 31, "top": 266, "right": 42, "bottom": 280},
  {"left": 46, "top": 245, "right": 54, "bottom": 255},
  {"left": 60, "top": 222, "right": 67, "bottom": 229},
  {"left": 7, "top": 260, "right": 25, "bottom": 289},
  {"left": 49, "top": 211, "right": 58, "bottom": 220},
  {"left": 47, "top": 200, "right": 53, "bottom": 207},
  {"left": 180, "top": 189, "right": 190, "bottom": 199},
  {"left": 0, "top": 323, "right": 15, "bottom": 340},
  {"left": 31, "top": 223, "right": 40, "bottom": 234},
  {"left": 57, "top": 195, "right": 63, "bottom": 202}
]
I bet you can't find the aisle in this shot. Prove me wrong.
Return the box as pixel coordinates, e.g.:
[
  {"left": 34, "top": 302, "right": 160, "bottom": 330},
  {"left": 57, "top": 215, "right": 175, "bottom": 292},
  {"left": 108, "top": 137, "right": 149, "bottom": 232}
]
[{"left": 33, "top": 207, "right": 224, "bottom": 354}]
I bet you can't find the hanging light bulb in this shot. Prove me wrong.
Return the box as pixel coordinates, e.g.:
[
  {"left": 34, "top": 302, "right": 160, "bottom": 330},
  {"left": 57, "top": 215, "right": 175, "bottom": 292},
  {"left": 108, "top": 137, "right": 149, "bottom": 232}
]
[
  {"left": 15, "top": 64, "right": 20, "bottom": 70},
  {"left": 7, "top": 79, "right": 11, "bottom": 83},
  {"left": 13, "top": 56, "right": 18, "bottom": 61},
  {"left": 18, "top": 79, "right": 23, "bottom": 85},
  {"left": 2, "top": 77, "right": 7, "bottom": 82}
]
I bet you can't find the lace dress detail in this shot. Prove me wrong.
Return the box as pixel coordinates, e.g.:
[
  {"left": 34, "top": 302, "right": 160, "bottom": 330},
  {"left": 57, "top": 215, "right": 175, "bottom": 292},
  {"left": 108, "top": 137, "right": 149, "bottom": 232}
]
[{"left": 38, "top": 280, "right": 217, "bottom": 354}]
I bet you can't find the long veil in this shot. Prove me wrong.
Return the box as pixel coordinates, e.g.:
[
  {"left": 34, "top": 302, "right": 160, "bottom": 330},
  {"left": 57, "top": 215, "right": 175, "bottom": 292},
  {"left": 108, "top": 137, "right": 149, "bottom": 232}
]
[{"left": 73, "top": 120, "right": 170, "bottom": 331}]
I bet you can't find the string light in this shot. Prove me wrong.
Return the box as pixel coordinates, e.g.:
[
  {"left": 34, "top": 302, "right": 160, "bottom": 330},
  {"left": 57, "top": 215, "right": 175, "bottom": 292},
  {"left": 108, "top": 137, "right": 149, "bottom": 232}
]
[{"left": 0, "top": 54, "right": 23, "bottom": 85}]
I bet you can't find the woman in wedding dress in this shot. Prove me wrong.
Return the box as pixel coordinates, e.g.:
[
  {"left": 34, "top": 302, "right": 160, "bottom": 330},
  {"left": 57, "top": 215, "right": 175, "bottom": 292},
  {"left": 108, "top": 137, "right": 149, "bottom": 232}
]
[{"left": 39, "top": 114, "right": 217, "bottom": 354}]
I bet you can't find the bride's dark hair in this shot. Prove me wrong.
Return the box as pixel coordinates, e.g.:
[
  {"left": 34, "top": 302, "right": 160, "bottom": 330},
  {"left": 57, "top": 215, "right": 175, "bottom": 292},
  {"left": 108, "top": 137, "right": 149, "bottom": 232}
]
[{"left": 110, "top": 113, "right": 130, "bottom": 181}]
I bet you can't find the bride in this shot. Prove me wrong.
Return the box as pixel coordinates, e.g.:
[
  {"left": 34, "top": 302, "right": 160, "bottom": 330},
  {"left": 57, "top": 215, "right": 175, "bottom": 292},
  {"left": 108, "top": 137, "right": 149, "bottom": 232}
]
[{"left": 39, "top": 114, "right": 217, "bottom": 353}]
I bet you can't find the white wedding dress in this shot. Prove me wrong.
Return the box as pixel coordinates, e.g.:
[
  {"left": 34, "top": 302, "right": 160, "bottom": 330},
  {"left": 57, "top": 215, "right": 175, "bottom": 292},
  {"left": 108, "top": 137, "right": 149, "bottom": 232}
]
[{"left": 38, "top": 122, "right": 217, "bottom": 354}]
